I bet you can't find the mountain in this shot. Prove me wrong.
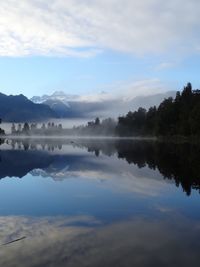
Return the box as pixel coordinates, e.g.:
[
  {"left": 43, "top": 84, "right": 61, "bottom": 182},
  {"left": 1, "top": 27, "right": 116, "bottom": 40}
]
[
  {"left": 43, "top": 99, "right": 70, "bottom": 117},
  {"left": 126, "top": 91, "right": 177, "bottom": 112},
  {"left": 0, "top": 93, "right": 57, "bottom": 122},
  {"left": 31, "top": 91, "right": 78, "bottom": 104},
  {"left": 31, "top": 91, "right": 176, "bottom": 119},
  {"left": 0, "top": 90, "right": 175, "bottom": 122},
  {"left": 0, "top": 149, "right": 53, "bottom": 179}
]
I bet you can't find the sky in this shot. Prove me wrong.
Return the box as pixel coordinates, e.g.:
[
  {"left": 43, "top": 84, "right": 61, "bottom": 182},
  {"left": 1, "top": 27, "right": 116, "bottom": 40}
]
[{"left": 0, "top": 0, "right": 200, "bottom": 99}]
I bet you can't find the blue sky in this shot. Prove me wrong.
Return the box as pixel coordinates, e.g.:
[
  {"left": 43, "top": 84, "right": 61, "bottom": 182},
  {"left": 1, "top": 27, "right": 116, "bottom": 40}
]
[{"left": 0, "top": 0, "right": 200, "bottom": 99}]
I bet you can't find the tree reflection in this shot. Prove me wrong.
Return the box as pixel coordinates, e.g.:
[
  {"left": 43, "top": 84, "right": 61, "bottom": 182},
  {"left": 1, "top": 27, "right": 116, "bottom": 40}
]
[
  {"left": 114, "top": 141, "right": 200, "bottom": 196},
  {"left": 0, "top": 138, "right": 200, "bottom": 195},
  {"left": 75, "top": 140, "right": 200, "bottom": 196}
]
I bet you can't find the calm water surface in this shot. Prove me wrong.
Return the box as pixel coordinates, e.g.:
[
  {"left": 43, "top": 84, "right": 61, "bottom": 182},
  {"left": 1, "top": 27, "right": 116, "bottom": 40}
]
[{"left": 0, "top": 138, "right": 199, "bottom": 267}]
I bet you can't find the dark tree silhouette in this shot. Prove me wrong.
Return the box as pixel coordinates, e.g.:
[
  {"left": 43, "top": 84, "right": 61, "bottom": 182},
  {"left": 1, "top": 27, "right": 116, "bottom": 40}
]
[
  {"left": 95, "top": 117, "right": 100, "bottom": 125},
  {"left": 22, "top": 122, "right": 30, "bottom": 135},
  {"left": 116, "top": 83, "right": 200, "bottom": 137},
  {"left": 0, "top": 119, "right": 5, "bottom": 135}
]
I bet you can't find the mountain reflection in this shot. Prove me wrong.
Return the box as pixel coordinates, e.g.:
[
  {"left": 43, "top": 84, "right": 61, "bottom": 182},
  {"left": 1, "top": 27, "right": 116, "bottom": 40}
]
[{"left": 0, "top": 138, "right": 200, "bottom": 195}]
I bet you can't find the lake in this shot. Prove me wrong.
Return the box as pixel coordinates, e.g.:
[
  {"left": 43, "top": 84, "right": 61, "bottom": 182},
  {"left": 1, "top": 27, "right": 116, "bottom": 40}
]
[{"left": 0, "top": 138, "right": 200, "bottom": 267}]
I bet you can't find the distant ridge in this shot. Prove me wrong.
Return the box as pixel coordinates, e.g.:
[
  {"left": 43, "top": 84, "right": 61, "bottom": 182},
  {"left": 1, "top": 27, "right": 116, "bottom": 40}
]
[
  {"left": 31, "top": 90, "right": 176, "bottom": 118},
  {"left": 0, "top": 90, "right": 177, "bottom": 122},
  {"left": 0, "top": 92, "right": 57, "bottom": 122}
]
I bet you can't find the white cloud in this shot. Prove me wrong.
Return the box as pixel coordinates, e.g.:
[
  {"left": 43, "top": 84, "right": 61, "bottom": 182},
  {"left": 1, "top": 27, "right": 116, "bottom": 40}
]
[
  {"left": 77, "top": 79, "right": 168, "bottom": 102},
  {"left": 0, "top": 0, "right": 199, "bottom": 57},
  {"left": 155, "top": 62, "right": 176, "bottom": 71}
]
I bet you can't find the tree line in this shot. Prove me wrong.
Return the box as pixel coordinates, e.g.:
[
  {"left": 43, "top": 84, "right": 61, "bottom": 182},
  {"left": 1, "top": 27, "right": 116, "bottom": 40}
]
[
  {"left": 10, "top": 119, "right": 117, "bottom": 136},
  {"left": 73, "top": 117, "right": 116, "bottom": 136},
  {"left": 116, "top": 83, "right": 200, "bottom": 137},
  {"left": 11, "top": 122, "right": 63, "bottom": 135},
  {"left": 57, "top": 139, "right": 200, "bottom": 196}
]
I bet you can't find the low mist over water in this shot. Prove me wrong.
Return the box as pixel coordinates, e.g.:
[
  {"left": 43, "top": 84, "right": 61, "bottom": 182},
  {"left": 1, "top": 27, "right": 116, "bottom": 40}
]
[{"left": 1, "top": 118, "right": 91, "bottom": 134}]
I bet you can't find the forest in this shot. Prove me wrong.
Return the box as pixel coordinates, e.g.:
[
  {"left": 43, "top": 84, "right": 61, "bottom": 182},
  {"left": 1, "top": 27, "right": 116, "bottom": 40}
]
[{"left": 116, "top": 83, "right": 200, "bottom": 137}]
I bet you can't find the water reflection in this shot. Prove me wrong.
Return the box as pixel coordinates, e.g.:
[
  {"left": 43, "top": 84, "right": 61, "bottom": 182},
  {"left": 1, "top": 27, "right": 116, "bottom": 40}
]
[
  {"left": 0, "top": 215, "right": 200, "bottom": 267},
  {"left": 0, "top": 138, "right": 200, "bottom": 266},
  {"left": 0, "top": 138, "right": 200, "bottom": 196}
]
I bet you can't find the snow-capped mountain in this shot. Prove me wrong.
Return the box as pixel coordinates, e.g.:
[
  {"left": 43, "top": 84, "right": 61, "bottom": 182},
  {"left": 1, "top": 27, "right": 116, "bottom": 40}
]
[
  {"left": 31, "top": 91, "right": 79, "bottom": 104},
  {"left": 31, "top": 91, "right": 82, "bottom": 118},
  {"left": 31, "top": 90, "right": 176, "bottom": 119}
]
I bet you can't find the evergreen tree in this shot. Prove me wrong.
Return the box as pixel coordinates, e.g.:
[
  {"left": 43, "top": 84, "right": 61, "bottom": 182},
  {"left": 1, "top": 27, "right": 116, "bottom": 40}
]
[
  {"left": 23, "top": 122, "right": 30, "bottom": 135},
  {"left": 116, "top": 83, "right": 200, "bottom": 137}
]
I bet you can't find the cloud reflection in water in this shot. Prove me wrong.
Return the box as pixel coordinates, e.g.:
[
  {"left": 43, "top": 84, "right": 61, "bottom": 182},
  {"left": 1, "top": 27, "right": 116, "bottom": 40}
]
[{"left": 0, "top": 215, "right": 200, "bottom": 267}]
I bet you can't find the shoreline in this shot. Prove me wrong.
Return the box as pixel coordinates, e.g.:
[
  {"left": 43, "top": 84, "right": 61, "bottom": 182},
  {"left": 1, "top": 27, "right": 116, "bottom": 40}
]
[
  {"left": 0, "top": 134, "right": 157, "bottom": 141},
  {"left": 1, "top": 134, "right": 200, "bottom": 144}
]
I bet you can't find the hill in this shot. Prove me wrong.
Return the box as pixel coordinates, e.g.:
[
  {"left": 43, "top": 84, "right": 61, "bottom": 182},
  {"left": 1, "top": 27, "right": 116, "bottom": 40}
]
[{"left": 0, "top": 93, "right": 57, "bottom": 122}]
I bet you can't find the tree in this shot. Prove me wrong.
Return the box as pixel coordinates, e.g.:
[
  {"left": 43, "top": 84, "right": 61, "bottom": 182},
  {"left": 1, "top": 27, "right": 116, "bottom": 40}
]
[
  {"left": 182, "top": 82, "right": 192, "bottom": 98},
  {"left": 0, "top": 118, "right": 5, "bottom": 135},
  {"left": 23, "top": 122, "right": 30, "bottom": 135},
  {"left": 146, "top": 106, "right": 157, "bottom": 134},
  {"left": 190, "top": 104, "right": 200, "bottom": 135},
  {"left": 156, "top": 97, "right": 176, "bottom": 135},
  {"left": 11, "top": 123, "right": 16, "bottom": 134},
  {"left": 41, "top": 123, "right": 46, "bottom": 130},
  {"left": 175, "top": 91, "right": 181, "bottom": 102},
  {"left": 17, "top": 124, "right": 22, "bottom": 132},
  {"left": 30, "top": 123, "right": 35, "bottom": 131},
  {"left": 95, "top": 117, "right": 100, "bottom": 126}
]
